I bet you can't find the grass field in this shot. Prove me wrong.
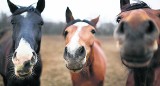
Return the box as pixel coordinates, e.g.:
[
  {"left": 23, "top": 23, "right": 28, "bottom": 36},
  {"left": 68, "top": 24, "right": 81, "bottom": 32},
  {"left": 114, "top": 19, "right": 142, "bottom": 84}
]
[{"left": 0, "top": 35, "right": 128, "bottom": 86}]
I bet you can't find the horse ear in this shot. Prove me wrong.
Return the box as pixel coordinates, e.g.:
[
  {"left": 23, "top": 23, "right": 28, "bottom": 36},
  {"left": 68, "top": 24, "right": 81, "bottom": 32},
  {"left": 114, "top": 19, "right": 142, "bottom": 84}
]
[
  {"left": 36, "top": 0, "right": 45, "bottom": 13},
  {"left": 66, "top": 7, "right": 74, "bottom": 23},
  {"left": 120, "top": 0, "right": 130, "bottom": 10},
  {"left": 91, "top": 16, "right": 100, "bottom": 27},
  {"left": 7, "top": 0, "right": 18, "bottom": 13}
]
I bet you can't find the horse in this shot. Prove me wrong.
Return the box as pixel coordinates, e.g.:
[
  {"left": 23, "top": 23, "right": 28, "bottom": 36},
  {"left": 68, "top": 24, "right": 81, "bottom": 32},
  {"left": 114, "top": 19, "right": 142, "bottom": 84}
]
[
  {"left": 0, "top": 0, "right": 45, "bottom": 86},
  {"left": 63, "top": 7, "right": 106, "bottom": 86},
  {"left": 114, "top": 0, "right": 160, "bottom": 86}
]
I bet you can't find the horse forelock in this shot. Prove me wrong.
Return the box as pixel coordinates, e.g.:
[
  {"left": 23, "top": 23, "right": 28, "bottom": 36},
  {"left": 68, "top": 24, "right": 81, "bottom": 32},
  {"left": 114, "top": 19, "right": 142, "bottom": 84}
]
[
  {"left": 12, "top": 6, "right": 41, "bottom": 17},
  {"left": 121, "top": 1, "right": 151, "bottom": 12},
  {"left": 63, "top": 19, "right": 96, "bottom": 37}
]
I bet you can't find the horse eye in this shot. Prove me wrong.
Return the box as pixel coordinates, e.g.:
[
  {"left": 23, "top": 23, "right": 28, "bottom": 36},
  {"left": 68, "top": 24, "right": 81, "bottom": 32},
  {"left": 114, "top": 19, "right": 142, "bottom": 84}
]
[
  {"left": 39, "top": 21, "right": 44, "bottom": 25},
  {"left": 116, "top": 16, "right": 122, "bottom": 23},
  {"left": 64, "top": 31, "right": 68, "bottom": 37},
  {"left": 91, "top": 29, "right": 96, "bottom": 34},
  {"left": 11, "top": 20, "right": 16, "bottom": 25}
]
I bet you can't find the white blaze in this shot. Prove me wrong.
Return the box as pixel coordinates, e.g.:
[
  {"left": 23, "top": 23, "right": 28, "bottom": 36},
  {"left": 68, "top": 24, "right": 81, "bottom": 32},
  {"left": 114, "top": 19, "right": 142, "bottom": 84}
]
[
  {"left": 67, "top": 22, "right": 89, "bottom": 55},
  {"left": 21, "top": 12, "right": 28, "bottom": 18},
  {"left": 15, "top": 38, "right": 34, "bottom": 62}
]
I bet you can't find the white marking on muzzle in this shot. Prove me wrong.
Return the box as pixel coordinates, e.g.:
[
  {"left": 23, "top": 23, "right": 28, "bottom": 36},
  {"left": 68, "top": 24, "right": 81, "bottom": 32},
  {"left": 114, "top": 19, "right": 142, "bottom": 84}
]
[
  {"left": 67, "top": 22, "right": 89, "bottom": 55},
  {"left": 14, "top": 38, "right": 34, "bottom": 65}
]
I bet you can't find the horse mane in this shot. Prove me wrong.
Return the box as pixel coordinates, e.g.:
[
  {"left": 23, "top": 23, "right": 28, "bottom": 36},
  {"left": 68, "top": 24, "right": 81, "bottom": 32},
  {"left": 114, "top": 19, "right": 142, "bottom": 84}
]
[
  {"left": 121, "top": 1, "right": 151, "bottom": 12},
  {"left": 12, "top": 5, "right": 40, "bottom": 16},
  {"left": 63, "top": 19, "right": 95, "bottom": 36}
]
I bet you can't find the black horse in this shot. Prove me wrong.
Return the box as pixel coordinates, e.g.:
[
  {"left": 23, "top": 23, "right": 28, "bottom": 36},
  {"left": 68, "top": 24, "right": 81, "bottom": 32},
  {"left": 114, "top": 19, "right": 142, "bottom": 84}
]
[{"left": 0, "top": 0, "right": 45, "bottom": 86}]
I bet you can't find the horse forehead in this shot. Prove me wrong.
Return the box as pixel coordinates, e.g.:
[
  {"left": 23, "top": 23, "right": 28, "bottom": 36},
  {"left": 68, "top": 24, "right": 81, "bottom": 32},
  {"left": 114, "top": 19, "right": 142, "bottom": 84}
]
[
  {"left": 73, "top": 22, "right": 90, "bottom": 37},
  {"left": 66, "top": 22, "right": 89, "bottom": 41},
  {"left": 20, "top": 11, "right": 39, "bottom": 20},
  {"left": 66, "top": 22, "right": 90, "bottom": 35},
  {"left": 122, "top": 9, "right": 151, "bottom": 28},
  {"left": 125, "top": 9, "right": 150, "bottom": 22},
  {"left": 73, "top": 22, "right": 89, "bottom": 28}
]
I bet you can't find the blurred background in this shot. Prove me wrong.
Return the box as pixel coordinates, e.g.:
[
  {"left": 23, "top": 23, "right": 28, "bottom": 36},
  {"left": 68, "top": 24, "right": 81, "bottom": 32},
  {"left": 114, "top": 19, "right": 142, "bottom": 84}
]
[{"left": 0, "top": 0, "right": 160, "bottom": 86}]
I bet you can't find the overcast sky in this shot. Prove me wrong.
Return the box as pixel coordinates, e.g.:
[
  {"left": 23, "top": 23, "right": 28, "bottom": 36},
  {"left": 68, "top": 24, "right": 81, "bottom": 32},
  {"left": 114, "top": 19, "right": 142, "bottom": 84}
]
[{"left": 0, "top": 0, "right": 160, "bottom": 24}]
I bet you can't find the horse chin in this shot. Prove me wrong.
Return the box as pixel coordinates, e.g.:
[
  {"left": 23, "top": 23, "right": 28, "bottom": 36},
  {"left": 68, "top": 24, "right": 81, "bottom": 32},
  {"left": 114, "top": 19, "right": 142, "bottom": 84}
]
[
  {"left": 66, "top": 64, "right": 83, "bottom": 73},
  {"left": 122, "top": 58, "right": 151, "bottom": 68},
  {"left": 17, "top": 71, "right": 32, "bottom": 78},
  {"left": 70, "top": 68, "right": 83, "bottom": 73},
  {"left": 15, "top": 66, "right": 33, "bottom": 78}
]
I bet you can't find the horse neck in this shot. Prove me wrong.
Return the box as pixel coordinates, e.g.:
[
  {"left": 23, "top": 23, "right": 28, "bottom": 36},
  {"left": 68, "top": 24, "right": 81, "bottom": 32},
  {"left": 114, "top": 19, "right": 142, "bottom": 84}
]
[
  {"left": 132, "top": 68, "right": 154, "bottom": 86},
  {"left": 152, "top": 45, "right": 160, "bottom": 67},
  {"left": 131, "top": 46, "right": 160, "bottom": 86},
  {"left": 81, "top": 41, "right": 106, "bottom": 77}
]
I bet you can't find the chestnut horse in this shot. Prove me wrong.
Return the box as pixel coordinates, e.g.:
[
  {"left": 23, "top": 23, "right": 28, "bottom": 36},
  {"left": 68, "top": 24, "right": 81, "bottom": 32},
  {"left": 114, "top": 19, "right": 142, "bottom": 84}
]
[
  {"left": 114, "top": 0, "right": 160, "bottom": 86},
  {"left": 63, "top": 7, "right": 106, "bottom": 86},
  {"left": 0, "top": 0, "right": 45, "bottom": 86}
]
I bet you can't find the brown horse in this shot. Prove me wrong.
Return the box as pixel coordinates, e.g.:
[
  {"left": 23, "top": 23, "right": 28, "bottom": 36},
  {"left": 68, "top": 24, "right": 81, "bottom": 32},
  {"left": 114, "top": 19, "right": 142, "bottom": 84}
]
[
  {"left": 63, "top": 7, "right": 106, "bottom": 86},
  {"left": 114, "top": 0, "right": 160, "bottom": 86}
]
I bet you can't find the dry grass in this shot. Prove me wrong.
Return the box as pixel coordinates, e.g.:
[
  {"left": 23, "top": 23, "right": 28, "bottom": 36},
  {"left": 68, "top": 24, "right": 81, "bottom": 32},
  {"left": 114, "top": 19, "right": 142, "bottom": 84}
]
[{"left": 0, "top": 35, "right": 128, "bottom": 86}]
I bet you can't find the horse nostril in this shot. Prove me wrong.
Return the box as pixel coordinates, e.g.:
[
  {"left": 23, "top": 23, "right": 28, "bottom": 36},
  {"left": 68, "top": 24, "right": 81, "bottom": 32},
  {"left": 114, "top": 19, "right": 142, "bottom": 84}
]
[
  {"left": 78, "top": 46, "right": 85, "bottom": 56},
  {"left": 12, "top": 52, "right": 17, "bottom": 59},
  {"left": 12, "top": 52, "right": 18, "bottom": 64},
  {"left": 145, "top": 20, "right": 157, "bottom": 34},
  {"left": 65, "top": 47, "right": 68, "bottom": 54},
  {"left": 30, "top": 52, "right": 37, "bottom": 65},
  {"left": 79, "top": 46, "right": 84, "bottom": 54},
  {"left": 64, "top": 47, "right": 68, "bottom": 57},
  {"left": 64, "top": 47, "right": 70, "bottom": 60},
  {"left": 24, "top": 61, "right": 31, "bottom": 68}
]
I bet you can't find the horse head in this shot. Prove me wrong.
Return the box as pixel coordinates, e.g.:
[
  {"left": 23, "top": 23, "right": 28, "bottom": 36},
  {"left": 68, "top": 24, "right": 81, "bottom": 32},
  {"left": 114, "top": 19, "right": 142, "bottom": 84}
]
[{"left": 7, "top": 0, "right": 45, "bottom": 78}]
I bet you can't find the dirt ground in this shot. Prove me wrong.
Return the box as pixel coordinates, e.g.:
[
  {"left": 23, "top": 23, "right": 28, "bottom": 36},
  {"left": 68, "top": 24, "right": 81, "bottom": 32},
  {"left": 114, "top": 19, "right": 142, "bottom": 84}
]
[{"left": 0, "top": 35, "right": 129, "bottom": 86}]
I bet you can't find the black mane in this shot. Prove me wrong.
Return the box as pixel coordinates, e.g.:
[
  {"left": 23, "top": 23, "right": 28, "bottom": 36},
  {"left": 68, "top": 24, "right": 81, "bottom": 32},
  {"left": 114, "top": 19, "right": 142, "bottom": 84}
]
[{"left": 121, "top": 1, "right": 151, "bottom": 12}]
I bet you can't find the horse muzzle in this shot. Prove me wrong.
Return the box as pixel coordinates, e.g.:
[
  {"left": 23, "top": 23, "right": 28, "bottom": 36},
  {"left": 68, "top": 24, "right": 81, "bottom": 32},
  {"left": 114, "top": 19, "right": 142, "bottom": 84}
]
[
  {"left": 63, "top": 46, "right": 87, "bottom": 72},
  {"left": 66, "top": 62, "right": 83, "bottom": 72},
  {"left": 16, "top": 66, "right": 32, "bottom": 77},
  {"left": 12, "top": 52, "right": 37, "bottom": 77},
  {"left": 15, "top": 62, "right": 33, "bottom": 78},
  {"left": 121, "top": 52, "right": 153, "bottom": 68}
]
